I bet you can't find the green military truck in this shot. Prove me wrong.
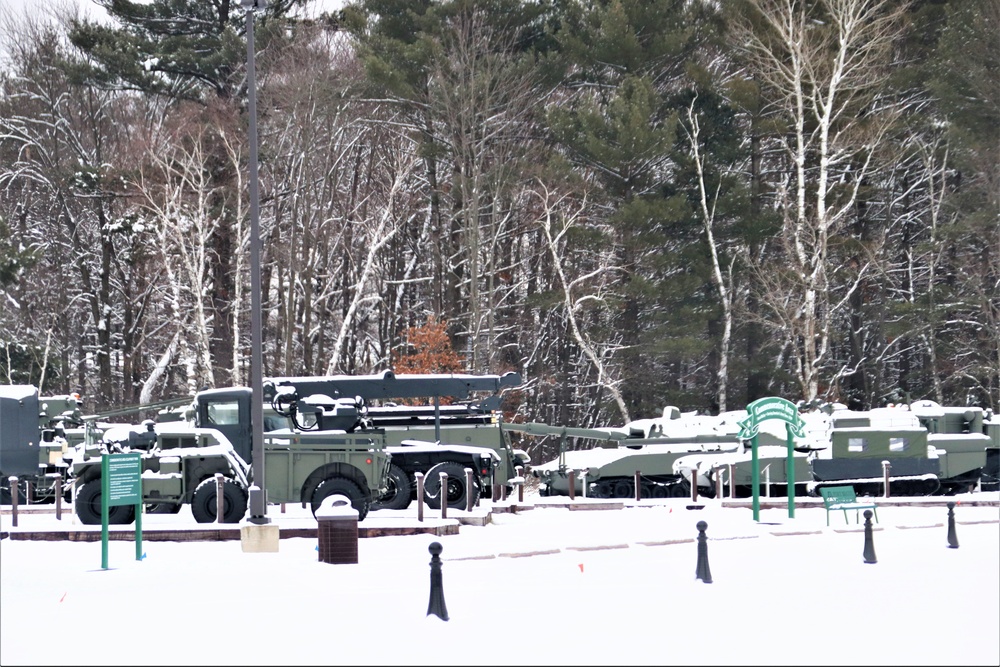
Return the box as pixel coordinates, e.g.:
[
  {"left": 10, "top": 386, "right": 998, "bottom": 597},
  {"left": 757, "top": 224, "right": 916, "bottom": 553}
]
[
  {"left": 68, "top": 417, "right": 390, "bottom": 525},
  {"left": 194, "top": 371, "right": 526, "bottom": 511}
]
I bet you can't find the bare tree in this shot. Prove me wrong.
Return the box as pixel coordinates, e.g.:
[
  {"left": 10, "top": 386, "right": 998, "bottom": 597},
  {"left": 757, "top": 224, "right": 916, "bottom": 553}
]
[
  {"left": 682, "top": 96, "right": 745, "bottom": 412},
  {"left": 428, "top": 8, "right": 545, "bottom": 372},
  {"left": 324, "top": 134, "right": 422, "bottom": 374},
  {"left": 135, "top": 108, "right": 236, "bottom": 393},
  {"left": 530, "top": 177, "right": 629, "bottom": 421},
  {"left": 734, "top": 0, "right": 907, "bottom": 401},
  {"left": 257, "top": 25, "right": 417, "bottom": 377},
  {"left": 0, "top": 11, "right": 148, "bottom": 405}
]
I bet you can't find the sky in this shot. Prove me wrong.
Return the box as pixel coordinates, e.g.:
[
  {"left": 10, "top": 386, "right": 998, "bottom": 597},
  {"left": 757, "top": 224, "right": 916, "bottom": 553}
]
[
  {"left": 2, "top": 491, "right": 999, "bottom": 666},
  {"left": 0, "top": 0, "right": 345, "bottom": 68},
  {"left": 0, "top": 0, "right": 344, "bottom": 26}
]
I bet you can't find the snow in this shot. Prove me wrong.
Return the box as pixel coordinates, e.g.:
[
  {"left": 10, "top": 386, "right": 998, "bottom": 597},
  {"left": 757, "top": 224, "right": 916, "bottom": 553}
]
[{"left": 2, "top": 492, "right": 998, "bottom": 666}]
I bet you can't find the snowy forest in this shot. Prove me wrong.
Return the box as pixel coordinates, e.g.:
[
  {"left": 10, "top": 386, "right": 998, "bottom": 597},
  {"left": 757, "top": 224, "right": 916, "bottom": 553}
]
[{"left": 0, "top": 0, "right": 997, "bottom": 430}]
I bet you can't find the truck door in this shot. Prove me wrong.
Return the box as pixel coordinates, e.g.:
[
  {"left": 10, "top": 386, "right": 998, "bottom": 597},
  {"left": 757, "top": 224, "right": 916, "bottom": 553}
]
[{"left": 195, "top": 388, "right": 253, "bottom": 463}]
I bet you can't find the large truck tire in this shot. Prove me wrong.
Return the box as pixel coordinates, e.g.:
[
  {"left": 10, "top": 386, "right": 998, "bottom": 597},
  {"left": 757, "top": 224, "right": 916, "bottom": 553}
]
[
  {"left": 75, "top": 479, "right": 136, "bottom": 525},
  {"left": 423, "top": 461, "right": 478, "bottom": 510},
  {"left": 371, "top": 464, "right": 411, "bottom": 511},
  {"left": 191, "top": 477, "right": 248, "bottom": 523},
  {"left": 310, "top": 477, "right": 368, "bottom": 521}
]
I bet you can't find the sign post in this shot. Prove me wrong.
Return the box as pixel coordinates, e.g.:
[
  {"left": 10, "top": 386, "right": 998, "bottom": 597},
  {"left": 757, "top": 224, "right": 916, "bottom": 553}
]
[
  {"left": 101, "top": 453, "right": 143, "bottom": 569},
  {"left": 737, "top": 397, "right": 806, "bottom": 522}
]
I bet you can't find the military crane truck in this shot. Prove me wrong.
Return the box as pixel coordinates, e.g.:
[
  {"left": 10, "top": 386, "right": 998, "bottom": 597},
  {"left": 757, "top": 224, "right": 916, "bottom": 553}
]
[{"left": 193, "top": 370, "right": 526, "bottom": 510}]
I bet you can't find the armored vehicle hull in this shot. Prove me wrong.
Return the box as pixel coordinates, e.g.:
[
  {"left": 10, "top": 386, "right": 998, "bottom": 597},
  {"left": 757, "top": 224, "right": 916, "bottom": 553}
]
[{"left": 674, "top": 402, "right": 993, "bottom": 498}]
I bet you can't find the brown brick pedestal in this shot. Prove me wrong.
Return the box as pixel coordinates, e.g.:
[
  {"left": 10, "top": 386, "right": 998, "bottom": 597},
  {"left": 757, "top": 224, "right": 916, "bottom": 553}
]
[{"left": 316, "top": 494, "right": 359, "bottom": 564}]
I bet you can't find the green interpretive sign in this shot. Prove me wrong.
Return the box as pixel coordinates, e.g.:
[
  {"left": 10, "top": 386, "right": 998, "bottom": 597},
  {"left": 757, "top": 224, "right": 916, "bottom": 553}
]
[
  {"left": 737, "top": 397, "right": 805, "bottom": 439},
  {"left": 106, "top": 453, "right": 142, "bottom": 506},
  {"left": 101, "top": 453, "right": 144, "bottom": 569},
  {"left": 738, "top": 397, "right": 806, "bottom": 522}
]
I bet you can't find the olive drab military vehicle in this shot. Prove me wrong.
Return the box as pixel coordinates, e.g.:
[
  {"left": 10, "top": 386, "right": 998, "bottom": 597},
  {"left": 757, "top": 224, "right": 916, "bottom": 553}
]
[
  {"left": 673, "top": 400, "right": 996, "bottom": 498},
  {"left": 66, "top": 390, "right": 392, "bottom": 524},
  {"left": 516, "top": 399, "right": 999, "bottom": 499},
  {"left": 507, "top": 406, "right": 788, "bottom": 498},
  {"left": 70, "top": 420, "right": 253, "bottom": 524},
  {"left": 66, "top": 370, "right": 522, "bottom": 520},
  {"left": 201, "top": 370, "right": 526, "bottom": 511},
  {"left": 0, "top": 385, "right": 190, "bottom": 505}
]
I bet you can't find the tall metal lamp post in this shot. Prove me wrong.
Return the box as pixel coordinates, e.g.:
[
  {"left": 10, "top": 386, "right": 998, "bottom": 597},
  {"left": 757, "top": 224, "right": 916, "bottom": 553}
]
[{"left": 242, "top": 0, "right": 269, "bottom": 525}]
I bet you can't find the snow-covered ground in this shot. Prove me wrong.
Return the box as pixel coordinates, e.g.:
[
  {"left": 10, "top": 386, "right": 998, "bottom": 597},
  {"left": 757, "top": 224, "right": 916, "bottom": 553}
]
[{"left": 2, "top": 492, "right": 998, "bottom": 666}]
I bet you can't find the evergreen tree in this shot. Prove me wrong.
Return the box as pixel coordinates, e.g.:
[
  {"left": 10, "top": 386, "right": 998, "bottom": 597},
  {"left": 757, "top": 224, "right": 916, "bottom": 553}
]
[
  {"left": 544, "top": 0, "right": 728, "bottom": 419},
  {"left": 927, "top": 0, "right": 1000, "bottom": 407}
]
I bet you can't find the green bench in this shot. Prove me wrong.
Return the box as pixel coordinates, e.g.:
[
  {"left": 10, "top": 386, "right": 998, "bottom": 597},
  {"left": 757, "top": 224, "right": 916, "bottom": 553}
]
[{"left": 818, "top": 485, "right": 878, "bottom": 526}]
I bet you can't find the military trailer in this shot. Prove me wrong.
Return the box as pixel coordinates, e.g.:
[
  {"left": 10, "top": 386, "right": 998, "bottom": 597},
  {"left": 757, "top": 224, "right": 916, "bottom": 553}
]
[{"left": 254, "top": 427, "right": 390, "bottom": 520}]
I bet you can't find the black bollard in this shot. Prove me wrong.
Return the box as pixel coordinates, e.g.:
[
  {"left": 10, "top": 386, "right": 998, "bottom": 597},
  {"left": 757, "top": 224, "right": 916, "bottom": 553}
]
[
  {"left": 947, "top": 502, "right": 959, "bottom": 549},
  {"left": 427, "top": 542, "right": 449, "bottom": 621},
  {"left": 695, "top": 520, "right": 713, "bottom": 583},
  {"left": 862, "top": 509, "right": 877, "bottom": 564}
]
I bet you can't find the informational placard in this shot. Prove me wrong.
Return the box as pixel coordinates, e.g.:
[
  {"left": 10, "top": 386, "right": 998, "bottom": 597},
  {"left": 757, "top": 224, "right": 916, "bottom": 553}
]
[
  {"left": 106, "top": 453, "right": 142, "bottom": 506},
  {"left": 101, "top": 453, "right": 144, "bottom": 569}
]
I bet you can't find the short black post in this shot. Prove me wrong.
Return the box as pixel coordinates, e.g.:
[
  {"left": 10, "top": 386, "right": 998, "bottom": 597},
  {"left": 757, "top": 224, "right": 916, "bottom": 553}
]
[
  {"left": 439, "top": 472, "right": 448, "bottom": 520},
  {"left": 54, "top": 476, "right": 62, "bottom": 521},
  {"left": 8, "top": 476, "right": 18, "bottom": 528},
  {"left": 465, "top": 468, "right": 475, "bottom": 512},
  {"left": 695, "top": 520, "right": 712, "bottom": 583},
  {"left": 215, "top": 473, "right": 224, "bottom": 523},
  {"left": 946, "top": 502, "right": 959, "bottom": 549},
  {"left": 427, "top": 542, "right": 449, "bottom": 621},
  {"left": 415, "top": 472, "right": 424, "bottom": 523},
  {"left": 862, "top": 509, "right": 877, "bottom": 564}
]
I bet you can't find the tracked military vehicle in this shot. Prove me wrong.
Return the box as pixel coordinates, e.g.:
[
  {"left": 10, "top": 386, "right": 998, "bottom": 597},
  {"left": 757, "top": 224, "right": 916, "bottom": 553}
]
[
  {"left": 509, "top": 407, "right": 794, "bottom": 498},
  {"left": 674, "top": 400, "right": 995, "bottom": 497}
]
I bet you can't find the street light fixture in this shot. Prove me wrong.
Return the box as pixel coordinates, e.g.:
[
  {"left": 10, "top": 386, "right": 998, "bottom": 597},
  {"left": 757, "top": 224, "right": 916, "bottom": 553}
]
[{"left": 242, "top": 0, "right": 269, "bottom": 525}]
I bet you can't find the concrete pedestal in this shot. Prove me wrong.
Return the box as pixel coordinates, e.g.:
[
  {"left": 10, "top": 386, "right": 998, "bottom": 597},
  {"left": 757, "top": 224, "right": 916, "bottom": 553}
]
[{"left": 240, "top": 522, "right": 280, "bottom": 553}]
